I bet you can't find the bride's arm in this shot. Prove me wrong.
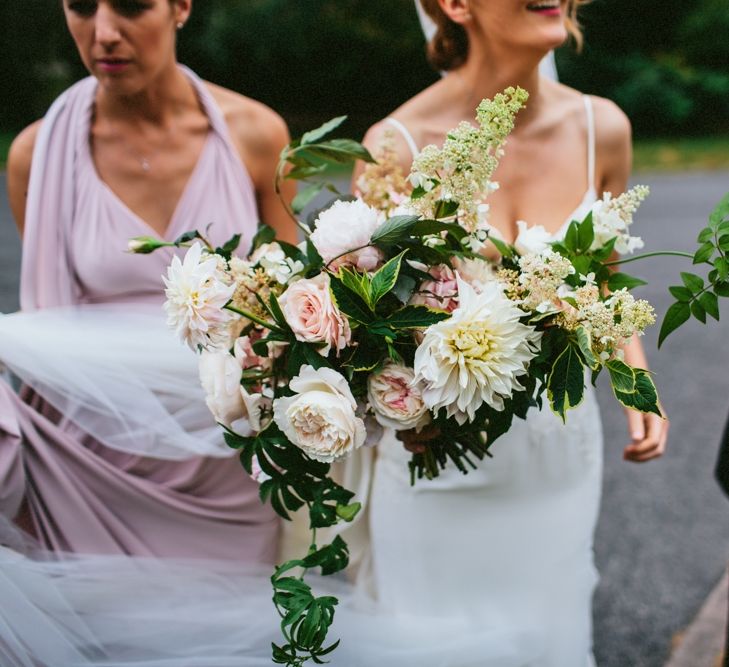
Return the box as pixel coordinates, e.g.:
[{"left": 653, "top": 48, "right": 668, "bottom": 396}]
[{"left": 595, "top": 97, "right": 669, "bottom": 463}]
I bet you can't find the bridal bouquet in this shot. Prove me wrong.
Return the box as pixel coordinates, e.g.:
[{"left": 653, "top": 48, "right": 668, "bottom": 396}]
[{"left": 131, "top": 87, "right": 727, "bottom": 665}]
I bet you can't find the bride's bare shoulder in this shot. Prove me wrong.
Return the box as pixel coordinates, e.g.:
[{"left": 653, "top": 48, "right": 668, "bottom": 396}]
[{"left": 361, "top": 80, "right": 446, "bottom": 171}]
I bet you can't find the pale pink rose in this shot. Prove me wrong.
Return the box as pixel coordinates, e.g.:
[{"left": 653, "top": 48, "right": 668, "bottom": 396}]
[
  {"left": 411, "top": 264, "right": 459, "bottom": 313},
  {"left": 278, "top": 273, "right": 352, "bottom": 356},
  {"left": 367, "top": 363, "right": 430, "bottom": 431}
]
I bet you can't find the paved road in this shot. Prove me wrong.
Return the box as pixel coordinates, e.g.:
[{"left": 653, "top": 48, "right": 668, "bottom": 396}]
[{"left": 1, "top": 171, "right": 728, "bottom": 666}]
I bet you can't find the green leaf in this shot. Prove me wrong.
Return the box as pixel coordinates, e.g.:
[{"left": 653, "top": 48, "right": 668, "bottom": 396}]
[
  {"left": 306, "top": 139, "right": 373, "bottom": 164},
  {"left": 715, "top": 281, "right": 729, "bottom": 298},
  {"left": 343, "top": 341, "right": 382, "bottom": 371},
  {"left": 251, "top": 224, "right": 276, "bottom": 251},
  {"left": 693, "top": 242, "right": 715, "bottom": 265},
  {"left": 577, "top": 211, "right": 595, "bottom": 252},
  {"left": 698, "top": 291, "right": 720, "bottom": 320},
  {"left": 335, "top": 502, "right": 361, "bottom": 522},
  {"left": 412, "top": 219, "right": 468, "bottom": 241},
  {"left": 292, "top": 183, "right": 324, "bottom": 214},
  {"left": 370, "top": 251, "right": 407, "bottom": 306},
  {"left": 708, "top": 192, "right": 729, "bottom": 228},
  {"left": 691, "top": 299, "right": 707, "bottom": 323},
  {"left": 716, "top": 257, "right": 729, "bottom": 281},
  {"left": 607, "top": 272, "right": 648, "bottom": 291},
  {"left": 697, "top": 227, "right": 713, "bottom": 243},
  {"left": 329, "top": 274, "right": 373, "bottom": 324},
  {"left": 614, "top": 370, "right": 662, "bottom": 417},
  {"left": 719, "top": 238, "right": 729, "bottom": 253},
  {"left": 173, "top": 230, "right": 204, "bottom": 245},
  {"left": 391, "top": 273, "right": 417, "bottom": 304},
  {"left": 489, "top": 235, "right": 515, "bottom": 259},
  {"left": 286, "top": 164, "right": 328, "bottom": 182},
  {"left": 680, "top": 271, "right": 705, "bottom": 293},
  {"left": 433, "top": 199, "right": 459, "bottom": 219},
  {"left": 547, "top": 343, "right": 585, "bottom": 421},
  {"left": 300, "top": 115, "right": 347, "bottom": 145},
  {"left": 564, "top": 220, "right": 580, "bottom": 253},
  {"left": 213, "top": 234, "right": 242, "bottom": 261},
  {"left": 668, "top": 285, "right": 692, "bottom": 302},
  {"left": 575, "top": 326, "right": 599, "bottom": 370},
  {"left": 338, "top": 268, "right": 374, "bottom": 311},
  {"left": 370, "top": 215, "right": 420, "bottom": 245},
  {"left": 386, "top": 305, "right": 450, "bottom": 329},
  {"left": 658, "top": 301, "right": 691, "bottom": 347},
  {"left": 607, "top": 359, "right": 636, "bottom": 394}
]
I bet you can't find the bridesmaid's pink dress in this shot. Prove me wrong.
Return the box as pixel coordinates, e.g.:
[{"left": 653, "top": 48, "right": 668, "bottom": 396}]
[{"left": 0, "top": 68, "right": 279, "bottom": 562}]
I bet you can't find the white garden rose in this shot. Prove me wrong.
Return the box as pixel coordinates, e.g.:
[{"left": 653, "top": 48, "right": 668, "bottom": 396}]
[
  {"left": 367, "top": 363, "right": 430, "bottom": 431},
  {"left": 199, "top": 350, "right": 246, "bottom": 430},
  {"left": 199, "top": 350, "right": 269, "bottom": 435},
  {"left": 514, "top": 220, "right": 552, "bottom": 256},
  {"left": 163, "top": 243, "right": 235, "bottom": 350},
  {"left": 413, "top": 278, "right": 541, "bottom": 425},
  {"left": 310, "top": 199, "right": 383, "bottom": 270},
  {"left": 273, "top": 365, "right": 366, "bottom": 462}
]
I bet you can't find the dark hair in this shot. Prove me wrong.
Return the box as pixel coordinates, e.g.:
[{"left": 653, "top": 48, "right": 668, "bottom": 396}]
[{"left": 419, "top": 0, "right": 590, "bottom": 72}]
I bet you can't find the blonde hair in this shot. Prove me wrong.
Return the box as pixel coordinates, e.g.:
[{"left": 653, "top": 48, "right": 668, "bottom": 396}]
[{"left": 420, "top": 0, "right": 590, "bottom": 71}]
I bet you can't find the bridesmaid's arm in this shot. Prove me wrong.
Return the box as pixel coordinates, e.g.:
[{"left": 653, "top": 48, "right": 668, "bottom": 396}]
[
  {"left": 6, "top": 120, "right": 41, "bottom": 238},
  {"left": 596, "top": 98, "right": 669, "bottom": 463},
  {"left": 245, "top": 112, "right": 298, "bottom": 245}
]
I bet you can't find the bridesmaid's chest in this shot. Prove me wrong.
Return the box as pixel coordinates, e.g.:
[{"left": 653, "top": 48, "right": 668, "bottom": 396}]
[{"left": 90, "top": 130, "right": 209, "bottom": 237}]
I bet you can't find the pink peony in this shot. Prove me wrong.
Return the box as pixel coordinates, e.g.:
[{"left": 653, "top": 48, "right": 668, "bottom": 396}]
[
  {"left": 411, "top": 264, "right": 460, "bottom": 313},
  {"left": 367, "top": 363, "right": 430, "bottom": 431},
  {"left": 279, "top": 274, "right": 352, "bottom": 356}
]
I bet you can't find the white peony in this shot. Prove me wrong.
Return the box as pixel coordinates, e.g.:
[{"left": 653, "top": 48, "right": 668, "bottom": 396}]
[
  {"left": 514, "top": 220, "right": 552, "bottom": 256},
  {"left": 163, "top": 243, "right": 235, "bottom": 350},
  {"left": 273, "top": 365, "right": 366, "bottom": 462},
  {"left": 367, "top": 363, "right": 431, "bottom": 431},
  {"left": 413, "top": 278, "right": 541, "bottom": 425},
  {"left": 310, "top": 200, "right": 383, "bottom": 269}
]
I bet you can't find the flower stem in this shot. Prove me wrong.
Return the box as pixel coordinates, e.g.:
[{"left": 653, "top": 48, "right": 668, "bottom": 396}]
[{"left": 604, "top": 250, "right": 694, "bottom": 267}]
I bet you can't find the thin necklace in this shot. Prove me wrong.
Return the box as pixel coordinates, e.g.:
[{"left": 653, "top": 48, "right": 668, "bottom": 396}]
[{"left": 113, "top": 117, "right": 177, "bottom": 174}]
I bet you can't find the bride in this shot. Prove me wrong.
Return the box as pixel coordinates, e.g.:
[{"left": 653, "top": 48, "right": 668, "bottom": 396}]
[{"left": 343, "top": 1, "right": 670, "bottom": 665}]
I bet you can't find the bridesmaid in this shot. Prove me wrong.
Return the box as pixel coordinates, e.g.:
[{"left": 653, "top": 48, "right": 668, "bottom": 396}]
[{"left": 2, "top": 0, "right": 296, "bottom": 560}]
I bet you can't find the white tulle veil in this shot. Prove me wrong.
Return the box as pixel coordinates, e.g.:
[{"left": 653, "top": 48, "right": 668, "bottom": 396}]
[
  {"left": 414, "top": 0, "right": 559, "bottom": 80},
  {"left": 0, "top": 304, "right": 231, "bottom": 461}
]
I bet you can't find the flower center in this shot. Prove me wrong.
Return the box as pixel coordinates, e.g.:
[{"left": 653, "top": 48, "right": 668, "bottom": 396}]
[{"left": 452, "top": 323, "right": 495, "bottom": 359}]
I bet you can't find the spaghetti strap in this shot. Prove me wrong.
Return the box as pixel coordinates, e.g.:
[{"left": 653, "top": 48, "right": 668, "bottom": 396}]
[
  {"left": 582, "top": 95, "right": 596, "bottom": 192},
  {"left": 384, "top": 117, "right": 420, "bottom": 160}
]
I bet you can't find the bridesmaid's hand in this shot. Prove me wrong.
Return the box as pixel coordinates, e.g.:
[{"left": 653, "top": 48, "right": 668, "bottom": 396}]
[
  {"left": 396, "top": 425, "right": 441, "bottom": 454},
  {"left": 623, "top": 408, "right": 669, "bottom": 463}
]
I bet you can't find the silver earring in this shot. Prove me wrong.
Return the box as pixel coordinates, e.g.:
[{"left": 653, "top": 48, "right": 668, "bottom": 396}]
[{"left": 176, "top": 22, "right": 184, "bottom": 29}]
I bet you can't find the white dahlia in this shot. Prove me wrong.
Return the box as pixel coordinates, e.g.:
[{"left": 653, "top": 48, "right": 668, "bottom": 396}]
[
  {"left": 163, "top": 243, "right": 235, "bottom": 350},
  {"left": 413, "top": 278, "right": 541, "bottom": 424}
]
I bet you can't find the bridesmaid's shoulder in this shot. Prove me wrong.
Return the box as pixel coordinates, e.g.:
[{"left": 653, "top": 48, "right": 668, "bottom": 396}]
[
  {"left": 204, "top": 82, "right": 290, "bottom": 160},
  {"left": 7, "top": 120, "right": 42, "bottom": 182}
]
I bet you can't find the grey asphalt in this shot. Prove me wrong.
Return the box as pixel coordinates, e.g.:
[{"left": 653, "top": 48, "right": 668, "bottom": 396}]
[{"left": 1, "top": 171, "right": 729, "bottom": 666}]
